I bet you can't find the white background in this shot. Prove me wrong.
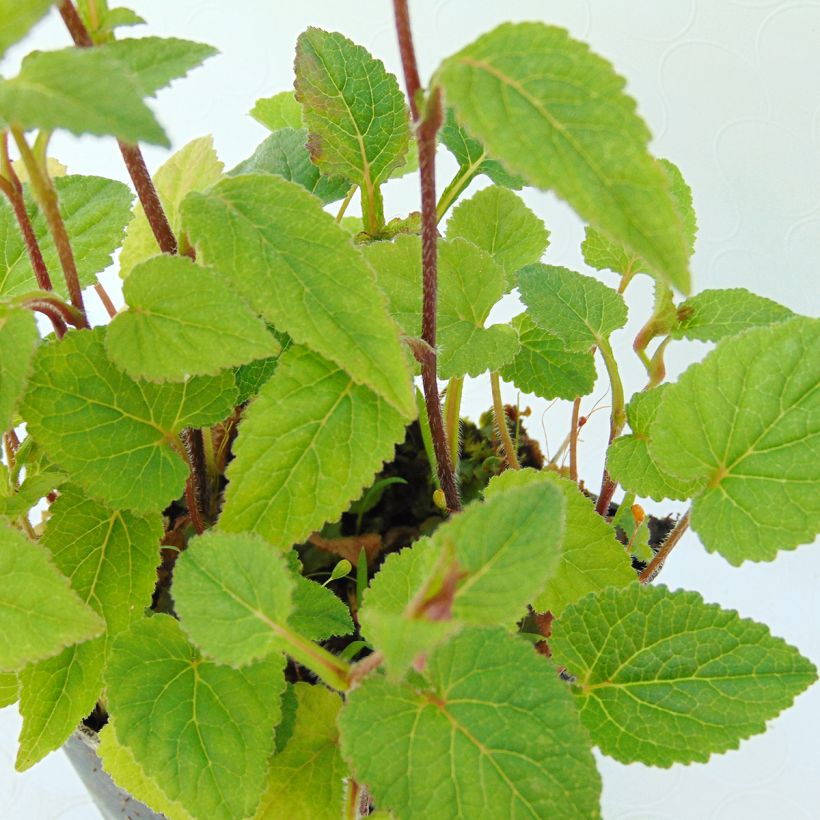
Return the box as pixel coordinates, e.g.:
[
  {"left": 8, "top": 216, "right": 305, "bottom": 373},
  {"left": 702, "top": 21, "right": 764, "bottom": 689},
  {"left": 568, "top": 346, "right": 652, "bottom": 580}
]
[{"left": 2, "top": 1, "right": 819, "bottom": 817}]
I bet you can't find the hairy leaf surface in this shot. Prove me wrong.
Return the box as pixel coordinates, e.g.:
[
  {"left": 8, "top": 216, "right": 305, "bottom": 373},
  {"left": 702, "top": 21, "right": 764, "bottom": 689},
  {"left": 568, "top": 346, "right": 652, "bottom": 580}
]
[
  {"left": 106, "top": 615, "right": 284, "bottom": 820},
  {"left": 22, "top": 328, "right": 237, "bottom": 513},
  {"left": 551, "top": 584, "right": 817, "bottom": 766},
  {"left": 436, "top": 23, "right": 690, "bottom": 291},
  {"left": 0, "top": 305, "right": 38, "bottom": 431},
  {"left": 106, "top": 255, "right": 280, "bottom": 381},
  {"left": 0, "top": 48, "right": 167, "bottom": 145},
  {"left": 182, "top": 174, "right": 414, "bottom": 414},
  {"left": 499, "top": 312, "right": 596, "bottom": 401},
  {"left": 219, "top": 346, "right": 408, "bottom": 547},
  {"left": 0, "top": 523, "right": 103, "bottom": 671},
  {"left": 339, "top": 627, "right": 601, "bottom": 819},
  {"left": 652, "top": 317, "right": 819, "bottom": 563}
]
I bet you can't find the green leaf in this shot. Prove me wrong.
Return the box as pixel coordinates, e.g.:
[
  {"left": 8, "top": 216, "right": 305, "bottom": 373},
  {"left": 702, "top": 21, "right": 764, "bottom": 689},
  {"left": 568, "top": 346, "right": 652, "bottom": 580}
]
[
  {"left": 607, "top": 386, "right": 702, "bottom": 501},
  {"left": 15, "top": 486, "right": 162, "bottom": 769},
  {"left": 182, "top": 174, "right": 414, "bottom": 415},
  {"left": 339, "top": 626, "right": 601, "bottom": 819},
  {"left": 361, "top": 481, "right": 566, "bottom": 674},
  {"left": 0, "top": 523, "right": 103, "bottom": 671},
  {"left": 291, "top": 576, "right": 354, "bottom": 642},
  {"left": 106, "top": 255, "right": 281, "bottom": 382},
  {"left": 22, "top": 327, "right": 237, "bottom": 513},
  {"left": 0, "top": 48, "right": 167, "bottom": 146},
  {"left": 251, "top": 91, "right": 303, "bottom": 131},
  {"left": 551, "top": 584, "right": 818, "bottom": 766},
  {"left": 98, "top": 720, "right": 194, "bottom": 820},
  {"left": 363, "top": 235, "right": 518, "bottom": 378},
  {"left": 518, "top": 263, "right": 628, "bottom": 348},
  {"left": 582, "top": 158, "right": 696, "bottom": 280},
  {"left": 119, "top": 135, "right": 224, "bottom": 280},
  {"left": 173, "top": 531, "right": 295, "bottom": 667},
  {"left": 254, "top": 683, "right": 346, "bottom": 820},
  {"left": 106, "top": 614, "right": 284, "bottom": 820},
  {"left": 0, "top": 305, "right": 38, "bottom": 430},
  {"left": 0, "top": 671, "right": 18, "bottom": 707},
  {"left": 499, "top": 312, "right": 596, "bottom": 401},
  {"left": 229, "top": 128, "right": 350, "bottom": 204},
  {"left": 219, "top": 345, "right": 408, "bottom": 547},
  {"left": 446, "top": 186, "right": 549, "bottom": 290},
  {"left": 97, "top": 36, "right": 217, "bottom": 96},
  {"left": 1, "top": 175, "right": 133, "bottom": 300},
  {"left": 672, "top": 287, "right": 795, "bottom": 342},
  {"left": 0, "top": 470, "right": 65, "bottom": 519},
  {"left": 439, "top": 108, "right": 524, "bottom": 189},
  {"left": 485, "top": 470, "right": 634, "bottom": 615},
  {"left": 435, "top": 23, "right": 690, "bottom": 292},
  {"left": 651, "top": 317, "right": 820, "bottom": 563},
  {"left": 294, "top": 28, "right": 409, "bottom": 191},
  {"left": 234, "top": 353, "right": 279, "bottom": 403},
  {"left": 0, "top": 0, "right": 53, "bottom": 59}
]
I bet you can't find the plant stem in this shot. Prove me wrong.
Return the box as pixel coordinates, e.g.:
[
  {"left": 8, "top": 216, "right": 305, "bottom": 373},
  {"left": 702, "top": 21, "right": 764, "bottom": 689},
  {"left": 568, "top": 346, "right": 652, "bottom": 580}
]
[
  {"left": 58, "top": 1, "right": 179, "bottom": 256},
  {"left": 93, "top": 281, "right": 117, "bottom": 318},
  {"left": 639, "top": 509, "right": 691, "bottom": 583},
  {"left": 345, "top": 780, "right": 361, "bottom": 820},
  {"left": 393, "top": 0, "right": 460, "bottom": 512},
  {"left": 491, "top": 372, "right": 520, "bottom": 470},
  {"left": 335, "top": 184, "right": 357, "bottom": 222},
  {"left": 435, "top": 159, "right": 481, "bottom": 223},
  {"left": 0, "top": 136, "right": 53, "bottom": 292},
  {"left": 594, "top": 337, "right": 625, "bottom": 516},
  {"left": 12, "top": 129, "right": 88, "bottom": 324},
  {"left": 443, "top": 376, "right": 463, "bottom": 469},
  {"left": 569, "top": 397, "right": 581, "bottom": 482},
  {"left": 276, "top": 624, "right": 352, "bottom": 692}
]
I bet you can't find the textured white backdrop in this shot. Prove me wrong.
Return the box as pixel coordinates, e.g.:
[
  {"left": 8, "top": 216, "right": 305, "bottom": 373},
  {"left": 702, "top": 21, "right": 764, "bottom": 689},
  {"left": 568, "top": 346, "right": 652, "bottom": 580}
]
[{"left": 1, "top": 1, "right": 819, "bottom": 818}]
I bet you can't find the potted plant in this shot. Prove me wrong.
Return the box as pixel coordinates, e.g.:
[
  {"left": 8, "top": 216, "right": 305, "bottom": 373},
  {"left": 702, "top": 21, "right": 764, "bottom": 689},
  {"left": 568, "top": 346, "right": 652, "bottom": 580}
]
[{"left": 1, "top": 1, "right": 817, "bottom": 818}]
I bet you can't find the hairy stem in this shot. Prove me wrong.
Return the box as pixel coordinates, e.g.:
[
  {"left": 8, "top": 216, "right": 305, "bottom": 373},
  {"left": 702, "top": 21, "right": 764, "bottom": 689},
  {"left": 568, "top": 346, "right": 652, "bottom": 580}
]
[
  {"left": 93, "top": 281, "right": 117, "bottom": 318},
  {"left": 393, "top": 1, "right": 460, "bottom": 511},
  {"left": 639, "top": 509, "right": 691, "bottom": 583},
  {"left": 12, "top": 129, "right": 88, "bottom": 323},
  {"left": 491, "top": 372, "right": 520, "bottom": 470},
  {"left": 569, "top": 397, "right": 581, "bottom": 482},
  {"left": 28, "top": 302, "right": 67, "bottom": 338}
]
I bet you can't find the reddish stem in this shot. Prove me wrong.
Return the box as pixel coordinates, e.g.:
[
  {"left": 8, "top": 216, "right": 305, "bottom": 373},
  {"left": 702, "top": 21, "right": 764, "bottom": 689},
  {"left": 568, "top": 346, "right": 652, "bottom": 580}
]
[
  {"left": 392, "top": 0, "right": 422, "bottom": 121},
  {"left": 28, "top": 302, "right": 68, "bottom": 338},
  {"left": 639, "top": 509, "right": 691, "bottom": 583},
  {"left": 569, "top": 397, "right": 581, "bottom": 483},
  {"left": 93, "top": 281, "right": 117, "bottom": 318}
]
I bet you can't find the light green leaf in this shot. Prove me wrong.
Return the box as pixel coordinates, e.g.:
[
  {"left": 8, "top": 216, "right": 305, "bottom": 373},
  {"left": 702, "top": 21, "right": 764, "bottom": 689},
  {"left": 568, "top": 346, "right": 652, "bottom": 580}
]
[
  {"left": 98, "top": 720, "right": 194, "bottom": 820},
  {"left": 173, "top": 531, "right": 295, "bottom": 667},
  {"left": 339, "top": 626, "right": 601, "bottom": 819},
  {"left": 439, "top": 108, "right": 524, "bottom": 189},
  {"left": 182, "top": 174, "right": 414, "bottom": 415},
  {"left": 22, "top": 327, "right": 237, "bottom": 513},
  {"left": 294, "top": 28, "right": 409, "bottom": 191},
  {"left": 234, "top": 353, "right": 279, "bottom": 403},
  {"left": 607, "top": 386, "right": 701, "bottom": 501},
  {"left": 0, "top": 0, "right": 53, "bottom": 60},
  {"left": 551, "top": 584, "right": 817, "bottom": 766},
  {"left": 106, "top": 615, "right": 284, "bottom": 820},
  {"left": 0, "top": 523, "right": 103, "bottom": 671},
  {"left": 651, "top": 317, "right": 820, "bottom": 563},
  {"left": 254, "top": 683, "right": 346, "bottom": 820},
  {"left": 0, "top": 672, "right": 18, "bottom": 707},
  {"left": 435, "top": 23, "right": 690, "bottom": 292},
  {"left": 219, "top": 345, "right": 408, "bottom": 547},
  {"left": 119, "top": 135, "right": 224, "bottom": 279},
  {"left": 251, "top": 91, "right": 303, "bottom": 131},
  {"left": 0, "top": 305, "right": 38, "bottom": 431},
  {"left": 361, "top": 481, "right": 566, "bottom": 675},
  {"left": 582, "top": 158, "right": 696, "bottom": 280},
  {"left": 499, "top": 312, "right": 596, "bottom": 401},
  {"left": 15, "top": 485, "right": 162, "bottom": 769},
  {"left": 229, "top": 128, "right": 350, "bottom": 205},
  {"left": 1, "top": 175, "right": 133, "bottom": 300},
  {"left": 106, "top": 255, "right": 281, "bottom": 382},
  {"left": 672, "top": 287, "right": 795, "bottom": 342},
  {"left": 518, "top": 263, "right": 628, "bottom": 348},
  {"left": 97, "top": 36, "right": 217, "bottom": 96},
  {"left": 291, "top": 576, "right": 354, "bottom": 642},
  {"left": 485, "top": 470, "right": 635, "bottom": 615},
  {"left": 446, "top": 186, "right": 549, "bottom": 290},
  {"left": 0, "top": 48, "right": 167, "bottom": 146},
  {"left": 363, "top": 235, "right": 519, "bottom": 378}
]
